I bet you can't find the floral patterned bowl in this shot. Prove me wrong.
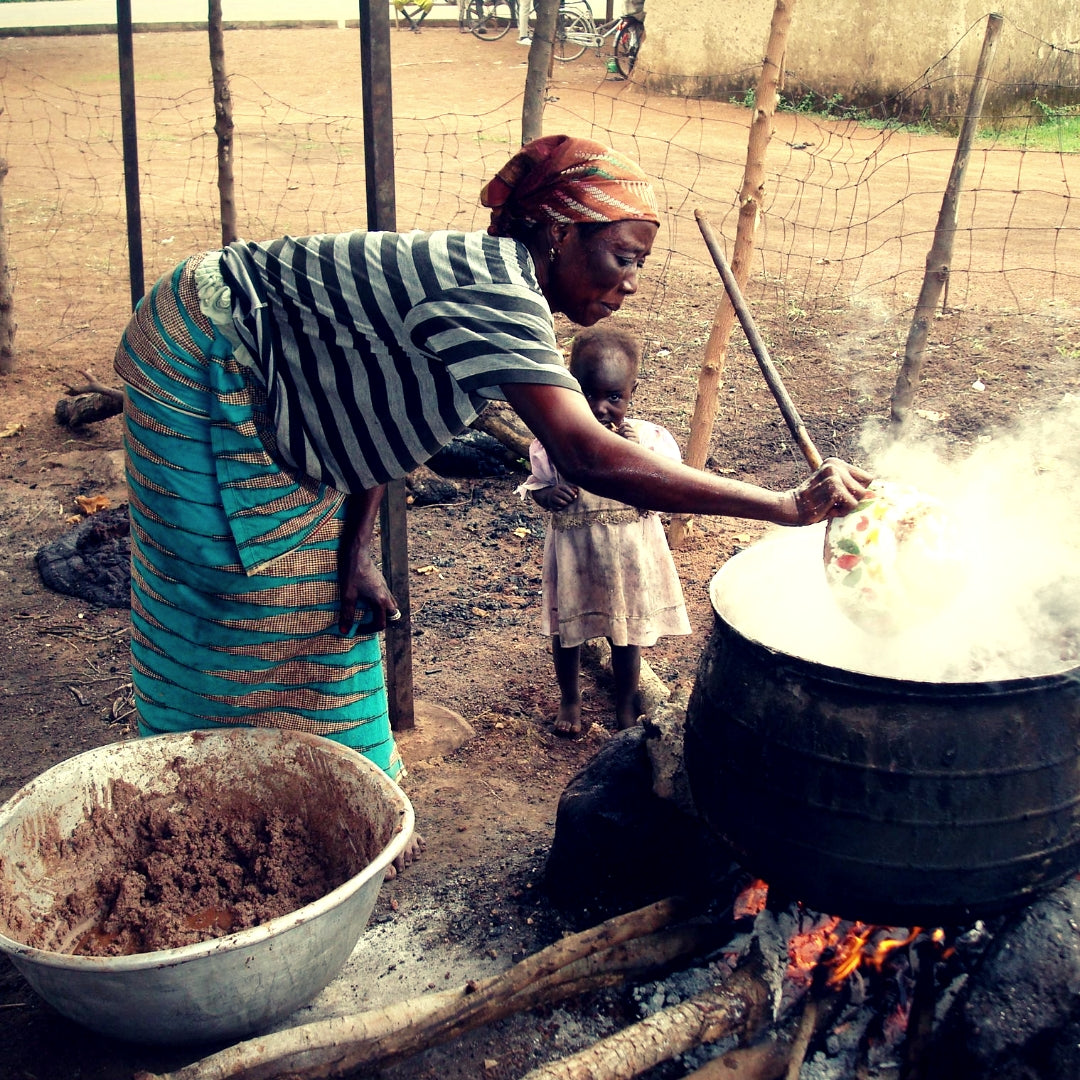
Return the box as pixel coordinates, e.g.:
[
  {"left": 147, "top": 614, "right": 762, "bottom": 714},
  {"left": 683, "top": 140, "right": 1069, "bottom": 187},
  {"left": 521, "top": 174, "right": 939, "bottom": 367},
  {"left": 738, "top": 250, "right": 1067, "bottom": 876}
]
[{"left": 823, "top": 480, "right": 964, "bottom": 635}]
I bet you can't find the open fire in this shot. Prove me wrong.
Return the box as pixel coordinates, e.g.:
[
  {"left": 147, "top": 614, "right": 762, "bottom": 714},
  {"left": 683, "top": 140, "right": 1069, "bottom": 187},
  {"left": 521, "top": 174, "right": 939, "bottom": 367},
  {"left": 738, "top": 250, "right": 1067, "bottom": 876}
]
[
  {"left": 725, "top": 876, "right": 949, "bottom": 1076},
  {"left": 689, "top": 870, "right": 1080, "bottom": 1080}
]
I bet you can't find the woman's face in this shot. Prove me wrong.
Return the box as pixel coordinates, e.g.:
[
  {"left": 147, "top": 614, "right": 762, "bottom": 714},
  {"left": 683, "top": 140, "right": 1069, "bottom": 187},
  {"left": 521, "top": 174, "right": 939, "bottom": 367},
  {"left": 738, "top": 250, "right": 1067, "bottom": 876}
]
[{"left": 546, "top": 219, "right": 658, "bottom": 326}]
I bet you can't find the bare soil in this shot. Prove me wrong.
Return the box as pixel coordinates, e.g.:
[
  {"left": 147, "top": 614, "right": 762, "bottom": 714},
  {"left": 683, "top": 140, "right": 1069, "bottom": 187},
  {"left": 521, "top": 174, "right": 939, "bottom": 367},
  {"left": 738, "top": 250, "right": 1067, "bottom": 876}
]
[{"left": 0, "top": 24, "right": 1078, "bottom": 1080}]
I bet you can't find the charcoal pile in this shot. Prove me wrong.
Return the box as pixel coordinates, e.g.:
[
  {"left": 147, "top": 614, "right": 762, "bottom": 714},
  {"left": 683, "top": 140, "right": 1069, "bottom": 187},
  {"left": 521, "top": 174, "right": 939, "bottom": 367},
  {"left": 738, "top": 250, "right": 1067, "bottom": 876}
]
[{"left": 35, "top": 504, "right": 130, "bottom": 608}]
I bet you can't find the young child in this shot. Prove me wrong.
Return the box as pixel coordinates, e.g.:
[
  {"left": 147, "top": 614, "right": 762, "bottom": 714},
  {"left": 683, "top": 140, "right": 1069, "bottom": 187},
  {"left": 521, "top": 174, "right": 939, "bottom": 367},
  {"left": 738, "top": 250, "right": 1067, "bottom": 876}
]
[{"left": 518, "top": 325, "right": 692, "bottom": 736}]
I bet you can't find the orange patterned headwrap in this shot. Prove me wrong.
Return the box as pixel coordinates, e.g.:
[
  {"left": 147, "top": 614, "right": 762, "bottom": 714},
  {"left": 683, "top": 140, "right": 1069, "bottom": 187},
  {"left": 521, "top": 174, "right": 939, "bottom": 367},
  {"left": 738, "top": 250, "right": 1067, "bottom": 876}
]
[{"left": 480, "top": 134, "right": 660, "bottom": 237}]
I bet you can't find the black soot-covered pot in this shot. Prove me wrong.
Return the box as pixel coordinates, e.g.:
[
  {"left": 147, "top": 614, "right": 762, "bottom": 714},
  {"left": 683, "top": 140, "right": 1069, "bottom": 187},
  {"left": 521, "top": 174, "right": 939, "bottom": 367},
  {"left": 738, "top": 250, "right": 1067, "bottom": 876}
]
[{"left": 684, "top": 549, "right": 1080, "bottom": 927}]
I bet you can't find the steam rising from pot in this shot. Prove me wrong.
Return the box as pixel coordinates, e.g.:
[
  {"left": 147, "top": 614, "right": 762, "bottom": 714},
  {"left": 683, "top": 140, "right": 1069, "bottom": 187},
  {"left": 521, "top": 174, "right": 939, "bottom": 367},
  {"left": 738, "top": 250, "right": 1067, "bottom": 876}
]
[{"left": 717, "top": 399, "right": 1080, "bottom": 683}]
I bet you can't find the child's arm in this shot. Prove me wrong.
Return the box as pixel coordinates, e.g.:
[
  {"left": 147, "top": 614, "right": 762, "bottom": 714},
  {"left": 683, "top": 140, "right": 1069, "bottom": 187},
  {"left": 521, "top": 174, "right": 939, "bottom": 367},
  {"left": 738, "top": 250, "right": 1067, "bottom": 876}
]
[{"left": 515, "top": 438, "right": 580, "bottom": 510}]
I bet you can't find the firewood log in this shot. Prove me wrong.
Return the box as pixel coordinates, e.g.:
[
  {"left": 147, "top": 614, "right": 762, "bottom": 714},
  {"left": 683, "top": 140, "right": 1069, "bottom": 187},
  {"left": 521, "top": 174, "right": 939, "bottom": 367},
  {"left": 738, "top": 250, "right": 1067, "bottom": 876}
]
[
  {"left": 683, "top": 969, "right": 846, "bottom": 1080},
  {"left": 54, "top": 392, "right": 124, "bottom": 427},
  {"left": 469, "top": 400, "right": 535, "bottom": 461},
  {"left": 53, "top": 370, "right": 125, "bottom": 427},
  {"left": 404, "top": 462, "right": 462, "bottom": 505},
  {"left": 518, "top": 941, "right": 774, "bottom": 1080},
  {"left": 136, "top": 897, "right": 723, "bottom": 1080}
]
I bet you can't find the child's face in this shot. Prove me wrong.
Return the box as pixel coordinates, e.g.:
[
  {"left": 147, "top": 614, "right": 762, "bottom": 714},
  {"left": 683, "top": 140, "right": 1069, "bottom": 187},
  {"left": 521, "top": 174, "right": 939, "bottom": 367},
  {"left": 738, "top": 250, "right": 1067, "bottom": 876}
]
[{"left": 570, "top": 347, "right": 638, "bottom": 429}]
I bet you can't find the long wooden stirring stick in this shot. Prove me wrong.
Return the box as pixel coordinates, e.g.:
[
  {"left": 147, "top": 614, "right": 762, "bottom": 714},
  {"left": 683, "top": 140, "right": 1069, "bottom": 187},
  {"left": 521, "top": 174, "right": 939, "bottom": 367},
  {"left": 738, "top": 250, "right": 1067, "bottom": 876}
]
[{"left": 695, "top": 210, "right": 823, "bottom": 471}]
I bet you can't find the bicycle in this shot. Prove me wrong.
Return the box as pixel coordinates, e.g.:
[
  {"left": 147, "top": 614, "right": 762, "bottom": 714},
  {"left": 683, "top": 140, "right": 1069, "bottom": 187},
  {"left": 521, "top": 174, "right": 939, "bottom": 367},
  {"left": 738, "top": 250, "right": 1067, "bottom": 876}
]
[
  {"left": 553, "top": 10, "right": 644, "bottom": 75},
  {"left": 463, "top": 0, "right": 516, "bottom": 40},
  {"left": 465, "top": 0, "right": 643, "bottom": 79},
  {"left": 464, "top": 0, "right": 589, "bottom": 42}
]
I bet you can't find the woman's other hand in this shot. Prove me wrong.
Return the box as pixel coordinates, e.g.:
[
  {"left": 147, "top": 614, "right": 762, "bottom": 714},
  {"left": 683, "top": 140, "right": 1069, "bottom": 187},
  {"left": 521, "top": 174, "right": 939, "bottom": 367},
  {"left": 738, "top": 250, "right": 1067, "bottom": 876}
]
[
  {"left": 787, "top": 458, "right": 873, "bottom": 525},
  {"left": 532, "top": 482, "right": 580, "bottom": 511},
  {"left": 338, "top": 544, "right": 399, "bottom": 634},
  {"left": 337, "top": 487, "right": 401, "bottom": 634}
]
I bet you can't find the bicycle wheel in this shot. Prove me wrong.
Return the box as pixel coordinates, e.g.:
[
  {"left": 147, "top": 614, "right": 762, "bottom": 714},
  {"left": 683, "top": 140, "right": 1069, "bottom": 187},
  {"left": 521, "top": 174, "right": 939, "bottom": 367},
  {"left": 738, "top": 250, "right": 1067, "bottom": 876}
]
[
  {"left": 613, "top": 18, "right": 643, "bottom": 77},
  {"left": 552, "top": 10, "right": 590, "bottom": 62},
  {"left": 467, "top": 0, "right": 514, "bottom": 39}
]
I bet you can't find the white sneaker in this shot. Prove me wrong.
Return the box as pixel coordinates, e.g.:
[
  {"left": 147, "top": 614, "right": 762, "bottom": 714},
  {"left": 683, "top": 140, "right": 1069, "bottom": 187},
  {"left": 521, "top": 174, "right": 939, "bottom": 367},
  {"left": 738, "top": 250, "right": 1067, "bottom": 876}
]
[{"left": 516, "top": 36, "right": 532, "bottom": 45}]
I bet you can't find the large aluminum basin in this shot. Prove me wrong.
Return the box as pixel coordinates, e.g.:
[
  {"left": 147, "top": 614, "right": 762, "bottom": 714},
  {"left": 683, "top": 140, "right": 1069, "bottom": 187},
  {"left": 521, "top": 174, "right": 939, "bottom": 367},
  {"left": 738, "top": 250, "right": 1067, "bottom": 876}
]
[{"left": 0, "top": 728, "right": 413, "bottom": 1044}]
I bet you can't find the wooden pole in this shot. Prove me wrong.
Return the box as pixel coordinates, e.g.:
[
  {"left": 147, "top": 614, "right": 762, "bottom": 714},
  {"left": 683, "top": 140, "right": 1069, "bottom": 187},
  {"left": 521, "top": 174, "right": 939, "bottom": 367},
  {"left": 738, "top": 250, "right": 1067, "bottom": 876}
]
[
  {"left": 667, "top": 0, "right": 796, "bottom": 548},
  {"left": 522, "top": 0, "right": 560, "bottom": 143},
  {"left": 889, "top": 12, "right": 1003, "bottom": 430},
  {"left": 0, "top": 157, "right": 15, "bottom": 374},
  {"left": 208, "top": 0, "right": 238, "bottom": 246},
  {"left": 359, "top": 0, "right": 415, "bottom": 730},
  {"left": 116, "top": 0, "right": 144, "bottom": 309},
  {"left": 696, "top": 211, "right": 821, "bottom": 470}
]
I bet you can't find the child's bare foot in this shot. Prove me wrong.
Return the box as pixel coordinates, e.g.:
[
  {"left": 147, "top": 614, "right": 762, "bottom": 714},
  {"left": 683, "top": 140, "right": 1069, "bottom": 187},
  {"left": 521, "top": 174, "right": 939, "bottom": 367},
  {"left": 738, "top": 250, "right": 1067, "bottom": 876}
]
[
  {"left": 615, "top": 710, "right": 641, "bottom": 730},
  {"left": 384, "top": 832, "right": 426, "bottom": 880},
  {"left": 554, "top": 702, "right": 582, "bottom": 736}
]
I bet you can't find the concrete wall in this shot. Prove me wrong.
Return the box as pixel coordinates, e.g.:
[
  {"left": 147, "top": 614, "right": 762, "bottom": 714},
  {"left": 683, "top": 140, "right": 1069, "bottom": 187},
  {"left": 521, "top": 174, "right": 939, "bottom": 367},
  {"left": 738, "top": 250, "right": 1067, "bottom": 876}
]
[{"left": 637, "top": 1, "right": 1080, "bottom": 121}]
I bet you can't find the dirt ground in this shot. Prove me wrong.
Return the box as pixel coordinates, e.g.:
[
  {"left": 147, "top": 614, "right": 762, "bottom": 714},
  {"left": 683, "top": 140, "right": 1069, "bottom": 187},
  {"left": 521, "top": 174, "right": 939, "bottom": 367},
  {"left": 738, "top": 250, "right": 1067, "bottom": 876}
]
[{"left": 1, "top": 24, "right": 1079, "bottom": 1080}]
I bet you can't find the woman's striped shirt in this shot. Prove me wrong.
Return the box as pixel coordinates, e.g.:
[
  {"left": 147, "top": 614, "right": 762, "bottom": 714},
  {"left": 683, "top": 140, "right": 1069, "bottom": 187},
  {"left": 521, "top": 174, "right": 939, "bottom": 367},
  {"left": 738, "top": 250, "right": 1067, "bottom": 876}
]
[{"left": 220, "top": 229, "right": 581, "bottom": 492}]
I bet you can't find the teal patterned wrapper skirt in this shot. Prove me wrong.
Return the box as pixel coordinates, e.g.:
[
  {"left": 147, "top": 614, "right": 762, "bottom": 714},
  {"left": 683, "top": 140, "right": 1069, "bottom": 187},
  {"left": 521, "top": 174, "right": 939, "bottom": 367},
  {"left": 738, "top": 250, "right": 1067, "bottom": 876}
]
[{"left": 113, "top": 254, "right": 403, "bottom": 779}]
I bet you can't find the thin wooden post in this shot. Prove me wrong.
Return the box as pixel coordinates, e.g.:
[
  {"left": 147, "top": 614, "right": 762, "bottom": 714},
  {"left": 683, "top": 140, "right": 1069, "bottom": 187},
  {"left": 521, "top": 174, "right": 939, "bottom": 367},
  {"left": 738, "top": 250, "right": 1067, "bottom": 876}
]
[
  {"left": 359, "top": 0, "right": 415, "bottom": 731},
  {"left": 116, "top": 0, "right": 144, "bottom": 309},
  {"left": 0, "top": 157, "right": 15, "bottom": 374},
  {"left": 208, "top": 0, "right": 238, "bottom": 246},
  {"left": 889, "top": 12, "right": 1003, "bottom": 430},
  {"left": 522, "top": 0, "right": 560, "bottom": 143},
  {"left": 668, "top": 0, "right": 796, "bottom": 548}
]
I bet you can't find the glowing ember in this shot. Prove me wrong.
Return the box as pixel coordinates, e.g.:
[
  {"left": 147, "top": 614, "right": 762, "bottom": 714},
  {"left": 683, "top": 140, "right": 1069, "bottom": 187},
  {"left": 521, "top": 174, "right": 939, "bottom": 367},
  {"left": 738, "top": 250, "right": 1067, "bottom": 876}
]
[
  {"left": 733, "top": 878, "right": 769, "bottom": 921},
  {"left": 787, "top": 915, "right": 842, "bottom": 977}
]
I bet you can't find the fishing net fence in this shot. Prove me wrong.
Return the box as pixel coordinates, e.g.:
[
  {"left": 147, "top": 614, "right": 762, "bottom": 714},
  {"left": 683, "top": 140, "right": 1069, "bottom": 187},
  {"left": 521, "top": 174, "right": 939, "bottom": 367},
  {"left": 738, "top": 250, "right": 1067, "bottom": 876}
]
[{"left": 0, "top": 13, "right": 1077, "bottom": 378}]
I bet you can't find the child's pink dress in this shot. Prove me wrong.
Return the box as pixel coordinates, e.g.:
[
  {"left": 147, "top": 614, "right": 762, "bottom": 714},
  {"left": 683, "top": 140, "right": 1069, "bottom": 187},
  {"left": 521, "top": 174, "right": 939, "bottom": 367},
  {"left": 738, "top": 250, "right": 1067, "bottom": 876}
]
[{"left": 518, "top": 419, "right": 693, "bottom": 648}]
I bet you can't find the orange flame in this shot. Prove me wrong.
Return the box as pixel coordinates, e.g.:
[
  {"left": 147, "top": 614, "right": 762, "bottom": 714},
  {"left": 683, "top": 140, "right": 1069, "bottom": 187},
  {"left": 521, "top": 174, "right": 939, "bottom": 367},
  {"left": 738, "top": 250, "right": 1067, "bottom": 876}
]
[
  {"left": 741, "top": 882, "right": 943, "bottom": 987},
  {"left": 825, "top": 924, "right": 921, "bottom": 986}
]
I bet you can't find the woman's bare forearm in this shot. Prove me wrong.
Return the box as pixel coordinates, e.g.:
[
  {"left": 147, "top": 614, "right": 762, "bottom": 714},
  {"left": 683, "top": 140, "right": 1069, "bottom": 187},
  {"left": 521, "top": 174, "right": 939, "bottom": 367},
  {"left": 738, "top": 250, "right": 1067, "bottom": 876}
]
[
  {"left": 502, "top": 382, "right": 869, "bottom": 525},
  {"left": 343, "top": 483, "right": 386, "bottom": 547}
]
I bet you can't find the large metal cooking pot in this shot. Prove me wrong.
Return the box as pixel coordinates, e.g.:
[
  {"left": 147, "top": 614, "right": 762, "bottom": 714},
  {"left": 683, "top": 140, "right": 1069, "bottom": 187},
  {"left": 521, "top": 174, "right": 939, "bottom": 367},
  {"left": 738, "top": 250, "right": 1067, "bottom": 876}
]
[{"left": 685, "top": 541, "right": 1080, "bottom": 927}]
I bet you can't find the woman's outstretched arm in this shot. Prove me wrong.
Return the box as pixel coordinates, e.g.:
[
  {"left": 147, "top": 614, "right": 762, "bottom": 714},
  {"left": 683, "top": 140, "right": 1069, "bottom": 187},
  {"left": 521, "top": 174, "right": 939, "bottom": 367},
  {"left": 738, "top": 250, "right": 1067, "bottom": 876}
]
[{"left": 502, "top": 382, "right": 871, "bottom": 525}]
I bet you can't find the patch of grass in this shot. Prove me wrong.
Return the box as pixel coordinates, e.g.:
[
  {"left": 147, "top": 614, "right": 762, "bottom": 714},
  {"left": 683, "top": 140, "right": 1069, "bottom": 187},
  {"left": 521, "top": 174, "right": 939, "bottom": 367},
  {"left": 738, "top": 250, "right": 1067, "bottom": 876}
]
[
  {"left": 858, "top": 113, "right": 939, "bottom": 137},
  {"left": 978, "top": 100, "right": 1080, "bottom": 152},
  {"left": 729, "top": 89, "right": 1079, "bottom": 150},
  {"left": 730, "top": 86, "right": 938, "bottom": 135},
  {"left": 780, "top": 89, "right": 865, "bottom": 121}
]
